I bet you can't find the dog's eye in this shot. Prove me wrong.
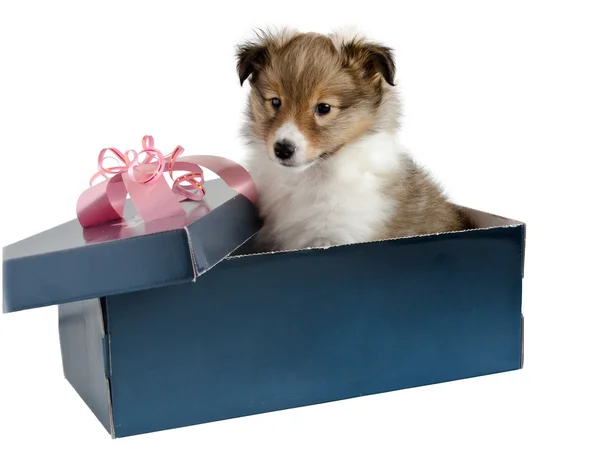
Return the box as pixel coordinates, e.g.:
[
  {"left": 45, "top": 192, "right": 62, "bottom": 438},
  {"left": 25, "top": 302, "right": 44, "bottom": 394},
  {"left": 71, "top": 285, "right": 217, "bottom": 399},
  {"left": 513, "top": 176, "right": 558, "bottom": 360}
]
[
  {"left": 271, "top": 98, "right": 282, "bottom": 109},
  {"left": 316, "top": 103, "right": 331, "bottom": 115}
]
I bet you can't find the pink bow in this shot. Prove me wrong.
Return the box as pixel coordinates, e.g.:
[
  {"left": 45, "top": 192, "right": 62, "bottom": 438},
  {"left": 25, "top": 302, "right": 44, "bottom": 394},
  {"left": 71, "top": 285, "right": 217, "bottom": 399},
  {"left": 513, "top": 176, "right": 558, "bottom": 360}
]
[{"left": 76, "top": 135, "right": 258, "bottom": 228}]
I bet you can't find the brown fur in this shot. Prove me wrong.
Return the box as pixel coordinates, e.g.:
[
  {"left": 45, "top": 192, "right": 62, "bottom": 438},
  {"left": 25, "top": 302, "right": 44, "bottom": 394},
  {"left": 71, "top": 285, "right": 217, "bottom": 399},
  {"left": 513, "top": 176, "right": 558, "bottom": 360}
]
[
  {"left": 237, "top": 30, "right": 397, "bottom": 162},
  {"left": 380, "top": 157, "right": 473, "bottom": 238},
  {"left": 236, "top": 29, "right": 472, "bottom": 245}
]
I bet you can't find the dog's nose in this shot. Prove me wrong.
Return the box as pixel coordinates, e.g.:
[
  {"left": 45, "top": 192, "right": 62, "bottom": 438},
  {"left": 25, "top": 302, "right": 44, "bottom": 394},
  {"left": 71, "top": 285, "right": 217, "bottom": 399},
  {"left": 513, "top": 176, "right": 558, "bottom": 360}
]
[{"left": 274, "top": 140, "right": 296, "bottom": 160}]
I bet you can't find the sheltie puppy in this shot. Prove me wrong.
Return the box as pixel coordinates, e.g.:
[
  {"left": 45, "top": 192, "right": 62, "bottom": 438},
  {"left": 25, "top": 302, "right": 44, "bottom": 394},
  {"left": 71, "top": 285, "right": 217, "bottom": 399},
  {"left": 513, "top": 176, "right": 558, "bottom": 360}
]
[{"left": 236, "top": 28, "right": 472, "bottom": 252}]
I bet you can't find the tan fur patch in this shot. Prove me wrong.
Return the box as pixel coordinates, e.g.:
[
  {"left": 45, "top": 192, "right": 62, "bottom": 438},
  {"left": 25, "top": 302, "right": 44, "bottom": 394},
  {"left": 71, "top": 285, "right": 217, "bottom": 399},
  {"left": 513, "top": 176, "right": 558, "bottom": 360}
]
[{"left": 378, "top": 156, "right": 473, "bottom": 238}]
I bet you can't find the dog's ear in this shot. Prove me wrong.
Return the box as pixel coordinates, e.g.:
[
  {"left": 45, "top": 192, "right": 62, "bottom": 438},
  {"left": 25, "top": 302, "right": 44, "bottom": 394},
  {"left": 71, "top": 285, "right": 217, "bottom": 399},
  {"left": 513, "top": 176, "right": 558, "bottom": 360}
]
[
  {"left": 236, "top": 41, "right": 270, "bottom": 86},
  {"left": 341, "top": 39, "right": 396, "bottom": 86}
]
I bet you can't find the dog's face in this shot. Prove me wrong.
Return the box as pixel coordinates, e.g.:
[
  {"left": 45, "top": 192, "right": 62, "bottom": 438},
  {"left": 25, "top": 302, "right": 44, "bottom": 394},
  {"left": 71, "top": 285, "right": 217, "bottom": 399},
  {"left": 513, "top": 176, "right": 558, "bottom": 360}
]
[{"left": 237, "top": 31, "right": 396, "bottom": 168}]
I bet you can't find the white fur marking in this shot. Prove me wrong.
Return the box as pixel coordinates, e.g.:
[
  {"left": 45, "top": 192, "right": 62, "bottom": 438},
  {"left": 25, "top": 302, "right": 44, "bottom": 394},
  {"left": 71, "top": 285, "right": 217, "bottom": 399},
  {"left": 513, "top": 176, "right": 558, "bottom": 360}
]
[
  {"left": 248, "top": 131, "right": 407, "bottom": 251},
  {"left": 273, "top": 122, "right": 308, "bottom": 164}
]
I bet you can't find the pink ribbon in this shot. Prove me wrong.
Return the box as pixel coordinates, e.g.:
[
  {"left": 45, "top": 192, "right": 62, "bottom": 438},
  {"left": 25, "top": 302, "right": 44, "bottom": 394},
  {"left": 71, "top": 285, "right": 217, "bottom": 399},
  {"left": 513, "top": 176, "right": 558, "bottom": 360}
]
[{"left": 76, "top": 135, "right": 257, "bottom": 228}]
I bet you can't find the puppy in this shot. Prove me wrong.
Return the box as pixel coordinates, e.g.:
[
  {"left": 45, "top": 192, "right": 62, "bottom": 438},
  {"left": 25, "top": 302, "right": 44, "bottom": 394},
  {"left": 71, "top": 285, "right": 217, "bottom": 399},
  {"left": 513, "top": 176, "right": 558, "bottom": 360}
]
[{"left": 236, "top": 28, "right": 472, "bottom": 252}]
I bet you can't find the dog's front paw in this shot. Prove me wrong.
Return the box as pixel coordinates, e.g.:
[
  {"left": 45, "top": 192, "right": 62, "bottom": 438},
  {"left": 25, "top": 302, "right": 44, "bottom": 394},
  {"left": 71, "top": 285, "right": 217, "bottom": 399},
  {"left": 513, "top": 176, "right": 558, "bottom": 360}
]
[{"left": 307, "top": 238, "right": 334, "bottom": 249}]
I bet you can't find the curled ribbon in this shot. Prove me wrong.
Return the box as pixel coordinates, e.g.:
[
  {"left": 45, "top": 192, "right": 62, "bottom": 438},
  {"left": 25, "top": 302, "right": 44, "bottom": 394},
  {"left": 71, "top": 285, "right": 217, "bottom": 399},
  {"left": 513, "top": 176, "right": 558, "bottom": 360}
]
[{"left": 76, "top": 135, "right": 258, "bottom": 228}]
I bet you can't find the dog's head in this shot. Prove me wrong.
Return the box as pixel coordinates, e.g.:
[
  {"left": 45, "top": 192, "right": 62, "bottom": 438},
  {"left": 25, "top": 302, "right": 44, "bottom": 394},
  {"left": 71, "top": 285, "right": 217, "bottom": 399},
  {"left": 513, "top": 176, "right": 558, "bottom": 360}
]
[{"left": 237, "top": 29, "right": 398, "bottom": 169}]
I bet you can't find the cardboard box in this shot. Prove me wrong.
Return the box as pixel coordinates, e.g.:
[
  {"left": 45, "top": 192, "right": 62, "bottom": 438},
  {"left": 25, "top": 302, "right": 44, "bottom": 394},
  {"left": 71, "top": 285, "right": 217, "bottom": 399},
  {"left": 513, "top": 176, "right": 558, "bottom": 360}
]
[{"left": 2, "top": 177, "right": 526, "bottom": 439}]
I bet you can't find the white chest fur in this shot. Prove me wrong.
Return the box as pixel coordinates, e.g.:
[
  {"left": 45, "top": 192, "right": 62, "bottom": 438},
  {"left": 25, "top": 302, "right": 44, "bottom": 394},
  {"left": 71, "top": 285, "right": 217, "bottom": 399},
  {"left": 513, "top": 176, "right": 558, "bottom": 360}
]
[{"left": 248, "top": 132, "right": 406, "bottom": 251}]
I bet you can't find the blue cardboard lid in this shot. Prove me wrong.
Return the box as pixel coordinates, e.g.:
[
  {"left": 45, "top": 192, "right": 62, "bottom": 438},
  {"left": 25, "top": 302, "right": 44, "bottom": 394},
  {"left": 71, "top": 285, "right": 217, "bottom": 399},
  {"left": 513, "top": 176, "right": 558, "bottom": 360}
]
[{"left": 2, "top": 178, "right": 261, "bottom": 313}]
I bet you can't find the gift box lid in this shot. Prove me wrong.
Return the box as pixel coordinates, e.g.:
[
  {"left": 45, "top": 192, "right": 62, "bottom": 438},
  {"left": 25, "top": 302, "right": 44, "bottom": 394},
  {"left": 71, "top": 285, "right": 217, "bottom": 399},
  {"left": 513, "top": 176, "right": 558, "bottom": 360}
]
[{"left": 2, "top": 178, "right": 261, "bottom": 313}]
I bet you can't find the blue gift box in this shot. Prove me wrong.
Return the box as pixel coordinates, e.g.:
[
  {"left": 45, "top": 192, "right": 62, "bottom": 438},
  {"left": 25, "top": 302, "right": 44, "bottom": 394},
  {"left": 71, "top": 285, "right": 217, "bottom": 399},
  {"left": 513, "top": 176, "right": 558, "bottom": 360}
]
[{"left": 2, "top": 177, "right": 526, "bottom": 439}]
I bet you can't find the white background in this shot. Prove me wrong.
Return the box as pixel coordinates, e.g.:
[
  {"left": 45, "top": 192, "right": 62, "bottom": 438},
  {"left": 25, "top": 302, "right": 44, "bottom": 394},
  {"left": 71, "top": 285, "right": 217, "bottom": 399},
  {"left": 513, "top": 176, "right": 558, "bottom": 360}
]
[{"left": 1, "top": 0, "right": 599, "bottom": 448}]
